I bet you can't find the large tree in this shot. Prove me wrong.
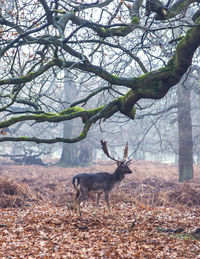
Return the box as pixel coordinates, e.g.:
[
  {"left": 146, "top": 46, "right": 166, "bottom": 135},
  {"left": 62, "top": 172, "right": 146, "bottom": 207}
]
[{"left": 0, "top": 0, "right": 200, "bottom": 144}]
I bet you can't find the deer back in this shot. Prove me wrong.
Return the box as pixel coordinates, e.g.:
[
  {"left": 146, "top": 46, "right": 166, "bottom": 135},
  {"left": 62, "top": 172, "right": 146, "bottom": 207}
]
[{"left": 73, "top": 172, "right": 114, "bottom": 193}]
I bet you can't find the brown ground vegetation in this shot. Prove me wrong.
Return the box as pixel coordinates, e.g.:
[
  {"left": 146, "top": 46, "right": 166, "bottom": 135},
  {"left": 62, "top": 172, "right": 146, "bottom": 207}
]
[
  {"left": 0, "top": 160, "right": 199, "bottom": 209},
  {"left": 0, "top": 160, "right": 200, "bottom": 258}
]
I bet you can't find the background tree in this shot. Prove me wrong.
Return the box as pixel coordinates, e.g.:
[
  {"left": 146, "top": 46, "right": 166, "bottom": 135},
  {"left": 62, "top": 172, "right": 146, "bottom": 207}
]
[
  {"left": 59, "top": 70, "right": 79, "bottom": 166},
  {"left": 177, "top": 81, "right": 193, "bottom": 182}
]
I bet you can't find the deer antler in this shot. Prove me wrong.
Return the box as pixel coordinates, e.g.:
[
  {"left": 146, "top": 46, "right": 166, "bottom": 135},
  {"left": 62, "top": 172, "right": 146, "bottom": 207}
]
[
  {"left": 101, "top": 140, "right": 120, "bottom": 162},
  {"left": 124, "top": 143, "right": 132, "bottom": 164},
  {"left": 123, "top": 143, "right": 128, "bottom": 160}
]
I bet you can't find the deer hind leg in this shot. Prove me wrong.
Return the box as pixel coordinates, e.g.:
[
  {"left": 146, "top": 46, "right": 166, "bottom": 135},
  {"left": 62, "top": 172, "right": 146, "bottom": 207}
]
[
  {"left": 75, "top": 189, "right": 82, "bottom": 216},
  {"left": 75, "top": 187, "right": 86, "bottom": 216},
  {"left": 104, "top": 192, "right": 110, "bottom": 214},
  {"left": 75, "top": 188, "right": 88, "bottom": 216}
]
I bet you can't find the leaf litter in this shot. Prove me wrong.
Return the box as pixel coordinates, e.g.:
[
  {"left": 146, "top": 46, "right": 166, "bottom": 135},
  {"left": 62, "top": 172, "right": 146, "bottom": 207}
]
[{"left": 0, "top": 160, "right": 199, "bottom": 258}]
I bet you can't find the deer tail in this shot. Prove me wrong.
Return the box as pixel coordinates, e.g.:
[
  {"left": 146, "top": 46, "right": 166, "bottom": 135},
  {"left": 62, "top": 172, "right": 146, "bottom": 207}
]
[{"left": 72, "top": 176, "right": 80, "bottom": 189}]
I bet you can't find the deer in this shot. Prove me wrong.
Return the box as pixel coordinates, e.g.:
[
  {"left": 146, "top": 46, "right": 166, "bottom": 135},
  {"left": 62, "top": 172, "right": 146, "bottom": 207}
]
[{"left": 72, "top": 140, "right": 132, "bottom": 216}]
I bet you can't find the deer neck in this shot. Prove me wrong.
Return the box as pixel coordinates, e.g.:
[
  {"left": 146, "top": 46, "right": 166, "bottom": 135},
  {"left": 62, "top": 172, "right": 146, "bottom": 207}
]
[{"left": 112, "top": 167, "right": 125, "bottom": 183}]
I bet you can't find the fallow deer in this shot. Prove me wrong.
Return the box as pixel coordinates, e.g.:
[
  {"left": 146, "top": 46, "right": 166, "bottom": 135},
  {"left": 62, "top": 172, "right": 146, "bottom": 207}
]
[{"left": 72, "top": 140, "right": 132, "bottom": 216}]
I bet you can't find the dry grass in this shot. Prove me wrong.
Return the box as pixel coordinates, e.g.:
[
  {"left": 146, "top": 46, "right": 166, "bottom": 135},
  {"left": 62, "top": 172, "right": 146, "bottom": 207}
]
[
  {"left": 0, "top": 160, "right": 199, "bottom": 209},
  {"left": 0, "top": 177, "right": 38, "bottom": 208}
]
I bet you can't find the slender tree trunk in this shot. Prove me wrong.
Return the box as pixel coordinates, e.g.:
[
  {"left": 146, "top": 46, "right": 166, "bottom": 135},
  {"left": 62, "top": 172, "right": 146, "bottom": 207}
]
[
  {"left": 177, "top": 83, "right": 193, "bottom": 182},
  {"left": 78, "top": 140, "right": 93, "bottom": 165}
]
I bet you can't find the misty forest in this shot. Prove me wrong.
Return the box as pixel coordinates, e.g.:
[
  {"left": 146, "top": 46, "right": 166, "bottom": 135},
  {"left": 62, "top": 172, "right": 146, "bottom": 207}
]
[{"left": 0, "top": 0, "right": 200, "bottom": 257}]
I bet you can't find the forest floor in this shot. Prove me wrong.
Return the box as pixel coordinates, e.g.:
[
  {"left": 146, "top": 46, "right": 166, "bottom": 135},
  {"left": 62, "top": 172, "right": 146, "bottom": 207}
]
[{"left": 0, "top": 160, "right": 200, "bottom": 258}]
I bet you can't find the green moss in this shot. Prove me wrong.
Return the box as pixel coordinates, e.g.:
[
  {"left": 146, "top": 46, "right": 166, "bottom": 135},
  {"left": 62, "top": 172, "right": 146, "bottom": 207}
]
[
  {"left": 87, "top": 106, "right": 104, "bottom": 117},
  {"left": 47, "top": 58, "right": 58, "bottom": 66},
  {"left": 98, "top": 27, "right": 108, "bottom": 37},
  {"left": 53, "top": 9, "right": 66, "bottom": 14},
  {"left": 79, "top": 131, "right": 86, "bottom": 138},
  {"left": 26, "top": 71, "right": 35, "bottom": 78},
  {"left": 131, "top": 16, "right": 139, "bottom": 24},
  {"left": 136, "top": 66, "right": 174, "bottom": 93},
  {"left": 158, "top": 65, "right": 174, "bottom": 72},
  {"left": 59, "top": 106, "right": 105, "bottom": 124},
  {"left": 167, "top": 57, "right": 175, "bottom": 66},
  {"left": 131, "top": 106, "right": 136, "bottom": 118},
  {"left": 137, "top": 71, "right": 153, "bottom": 81},
  {"left": 112, "top": 74, "right": 119, "bottom": 79},
  {"left": 59, "top": 107, "right": 85, "bottom": 115},
  {"left": 113, "top": 26, "right": 132, "bottom": 35},
  {"left": 173, "top": 16, "right": 200, "bottom": 70},
  {"left": 20, "top": 71, "right": 35, "bottom": 81},
  {"left": 101, "top": 28, "right": 107, "bottom": 33},
  {"left": 174, "top": 34, "right": 189, "bottom": 67},
  {"left": 0, "top": 80, "right": 6, "bottom": 84},
  {"left": 19, "top": 136, "right": 31, "bottom": 141},
  {"left": 136, "top": 78, "right": 163, "bottom": 97},
  {"left": 117, "top": 91, "right": 136, "bottom": 119}
]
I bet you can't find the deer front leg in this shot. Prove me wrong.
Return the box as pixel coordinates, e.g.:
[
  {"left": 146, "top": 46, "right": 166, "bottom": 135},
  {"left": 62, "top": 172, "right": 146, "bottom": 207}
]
[
  {"left": 93, "top": 193, "right": 101, "bottom": 215},
  {"left": 105, "top": 192, "right": 110, "bottom": 214}
]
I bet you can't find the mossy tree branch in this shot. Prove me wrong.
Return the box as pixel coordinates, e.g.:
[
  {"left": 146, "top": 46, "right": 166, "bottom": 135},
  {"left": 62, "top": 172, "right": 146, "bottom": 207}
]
[
  {"left": 0, "top": 1, "right": 200, "bottom": 143},
  {"left": 146, "top": 0, "right": 199, "bottom": 20}
]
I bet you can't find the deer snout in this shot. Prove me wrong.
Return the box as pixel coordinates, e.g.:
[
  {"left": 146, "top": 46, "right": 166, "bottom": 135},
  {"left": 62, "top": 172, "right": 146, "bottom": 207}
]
[{"left": 128, "top": 169, "right": 132, "bottom": 174}]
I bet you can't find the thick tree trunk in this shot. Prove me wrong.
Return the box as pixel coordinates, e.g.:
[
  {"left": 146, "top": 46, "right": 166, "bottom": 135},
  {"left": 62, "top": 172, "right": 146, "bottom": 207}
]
[
  {"left": 177, "top": 83, "right": 193, "bottom": 182},
  {"left": 59, "top": 121, "right": 79, "bottom": 166},
  {"left": 59, "top": 71, "right": 79, "bottom": 166},
  {"left": 58, "top": 71, "right": 93, "bottom": 166}
]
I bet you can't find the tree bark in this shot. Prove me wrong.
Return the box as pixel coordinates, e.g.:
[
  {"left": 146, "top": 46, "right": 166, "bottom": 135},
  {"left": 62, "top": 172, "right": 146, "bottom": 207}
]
[
  {"left": 59, "top": 71, "right": 79, "bottom": 166},
  {"left": 58, "top": 71, "right": 92, "bottom": 166},
  {"left": 177, "top": 83, "right": 193, "bottom": 182},
  {"left": 59, "top": 121, "right": 79, "bottom": 166}
]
